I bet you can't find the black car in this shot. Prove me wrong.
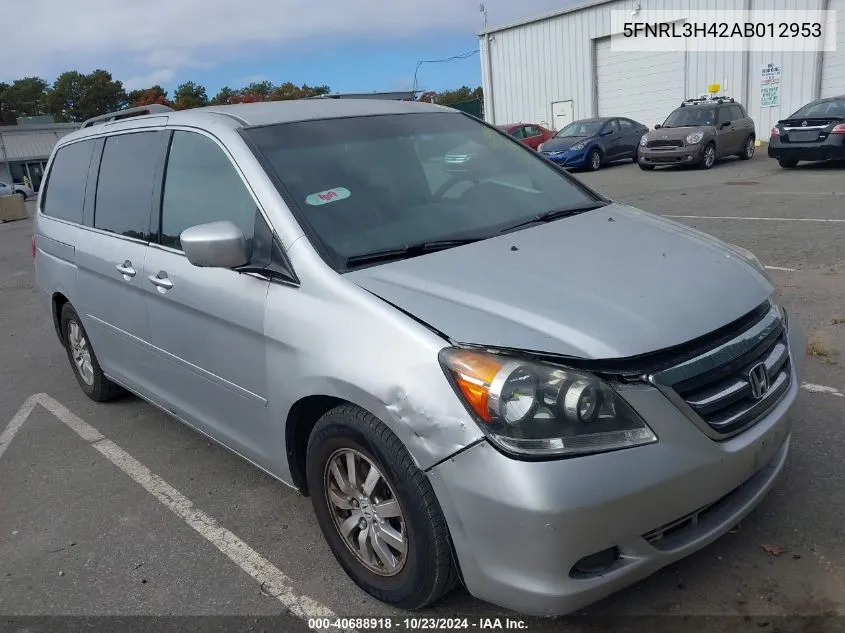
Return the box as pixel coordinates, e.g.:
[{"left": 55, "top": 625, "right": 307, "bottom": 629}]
[
  {"left": 768, "top": 96, "right": 845, "bottom": 168},
  {"left": 537, "top": 117, "right": 649, "bottom": 171}
]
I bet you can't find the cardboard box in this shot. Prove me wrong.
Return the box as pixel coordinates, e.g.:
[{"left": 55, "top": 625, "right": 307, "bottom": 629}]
[{"left": 0, "top": 194, "right": 28, "bottom": 223}]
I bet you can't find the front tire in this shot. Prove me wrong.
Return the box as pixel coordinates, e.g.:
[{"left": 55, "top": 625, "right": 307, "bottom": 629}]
[
  {"left": 60, "top": 303, "right": 124, "bottom": 402},
  {"left": 586, "top": 148, "right": 602, "bottom": 171},
  {"left": 699, "top": 143, "right": 716, "bottom": 170},
  {"left": 17, "top": 191, "right": 26, "bottom": 201},
  {"left": 306, "top": 404, "right": 456, "bottom": 610},
  {"left": 778, "top": 157, "right": 799, "bottom": 168}
]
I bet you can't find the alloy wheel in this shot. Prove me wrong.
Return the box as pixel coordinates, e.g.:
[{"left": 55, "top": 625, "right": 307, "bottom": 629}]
[
  {"left": 67, "top": 320, "right": 94, "bottom": 386},
  {"left": 745, "top": 139, "right": 755, "bottom": 158},
  {"left": 590, "top": 150, "right": 601, "bottom": 170},
  {"left": 704, "top": 145, "right": 715, "bottom": 168},
  {"left": 324, "top": 448, "right": 407, "bottom": 576}
]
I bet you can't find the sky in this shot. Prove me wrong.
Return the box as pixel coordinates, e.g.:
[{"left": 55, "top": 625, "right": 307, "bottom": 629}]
[{"left": 0, "top": 0, "right": 575, "bottom": 97}]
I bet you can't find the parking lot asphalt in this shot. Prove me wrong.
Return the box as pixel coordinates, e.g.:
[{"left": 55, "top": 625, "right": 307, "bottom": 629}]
[{"left": 1, "top": 152, "right": 844, "bottom": 629}]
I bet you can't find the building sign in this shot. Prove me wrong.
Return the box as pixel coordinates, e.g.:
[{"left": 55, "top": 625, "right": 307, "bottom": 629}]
[{"left": 761, "top": 63, "right": 781, "bottom": 108}]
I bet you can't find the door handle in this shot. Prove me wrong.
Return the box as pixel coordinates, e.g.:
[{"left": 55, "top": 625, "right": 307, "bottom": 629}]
[
  {"left": 116, "top": 261, "right": 136, "bottom": 277},
  {"left": 148, "top": 272, "right": 173, "bottom": 291}
]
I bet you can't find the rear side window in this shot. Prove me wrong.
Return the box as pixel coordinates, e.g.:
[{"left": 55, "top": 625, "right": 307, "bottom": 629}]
[
  {"left": 94, "top": 132, "right": 162, "bottom": 240},
  {"left": 41, "top": 140, "right": 95, "bottom": 224},
  {"left": 159, "top": 131, "right": 257, "bottom": 250}
]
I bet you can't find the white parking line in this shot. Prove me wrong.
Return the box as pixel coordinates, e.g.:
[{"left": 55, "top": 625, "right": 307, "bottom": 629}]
[
  {"left": 666, "top": 215, "right": 845, "bottom": 223},
  {"left": 0, "top": 393, "right": 340, "bottom": 623},
  {"left": 764, "top": 266, "right": 797, "bottom": 272},
  {"left": 801, "top": 383, "right": 844, "bottom": 398}
]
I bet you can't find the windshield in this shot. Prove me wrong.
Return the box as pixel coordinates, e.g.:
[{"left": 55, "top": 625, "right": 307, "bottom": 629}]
[
  {"left": 243, "top": 112, "right": 598, "bottom": 270},
  {"left": 790, "top": 99, "right": 845, "bottom": 118},
  {"left": 662, "top": 107, "right": 717, "bottom": 128},
  {"left": 555, "top": 121, "right": 602, "bottom": 137}
]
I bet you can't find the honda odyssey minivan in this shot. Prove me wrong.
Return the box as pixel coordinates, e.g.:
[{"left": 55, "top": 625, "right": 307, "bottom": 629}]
[{"left": 34, "top": 100, "right": 804, "bottom": 616}]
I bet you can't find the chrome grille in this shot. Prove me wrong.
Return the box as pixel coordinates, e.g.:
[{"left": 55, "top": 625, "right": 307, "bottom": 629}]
[
  {"left": 647, "top": 139, "right": 683, "bottom": 149},
  {"left": 651, "top": 303, "right": 792, "bottom": 438}
]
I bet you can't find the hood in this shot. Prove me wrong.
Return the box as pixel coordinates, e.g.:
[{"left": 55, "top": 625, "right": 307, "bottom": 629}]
[
  {"left": 347, "top": 203, "right": 773, "bottom": 360},
  {"left": 541, "top": 135, "right": 593, "bottom": 151},
  {"left": 648, "top": 126, "right": 712, "bottom": 140}
]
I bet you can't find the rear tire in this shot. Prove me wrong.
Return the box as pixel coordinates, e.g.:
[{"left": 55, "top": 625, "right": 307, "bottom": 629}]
[
  {"left": 738, "top": 137, "right": 755, "bottom": 160},
  {"left": 60, "top": 303, "right": 124, "bottom": 402},
  {"left": 306, "top": 404, "right": 457, "bottom": 610},
  {"left": 778, "top": 158, "right": 799, "bottom": 168}
]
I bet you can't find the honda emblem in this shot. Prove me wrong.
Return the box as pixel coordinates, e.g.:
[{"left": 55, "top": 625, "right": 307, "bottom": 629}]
[{"left": 748, "top": 362, "right": 770, "bottom": 400}]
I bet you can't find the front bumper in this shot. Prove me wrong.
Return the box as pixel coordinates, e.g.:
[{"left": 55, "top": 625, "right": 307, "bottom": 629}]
[
  {"left": 429, "top": 319, "right": 804, "bottom": 617},
  {"left": 768, "top": 135, "right": 845, "bottom": 161},
  {"left": 542, "top": 150, "right": 589, "bottom": 168},
  {"left": 639, "top": 145, "right": 703, "bottom": 166}
]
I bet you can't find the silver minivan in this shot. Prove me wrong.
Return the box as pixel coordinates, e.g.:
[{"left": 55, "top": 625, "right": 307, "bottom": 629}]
[{"left": 34, "top": 100, "right": 804, "bottom": 616}]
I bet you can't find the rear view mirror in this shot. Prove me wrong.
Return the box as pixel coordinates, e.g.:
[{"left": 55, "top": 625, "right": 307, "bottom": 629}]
[{"left": 181, "top": 221, "right": 249, "bottom": 268}]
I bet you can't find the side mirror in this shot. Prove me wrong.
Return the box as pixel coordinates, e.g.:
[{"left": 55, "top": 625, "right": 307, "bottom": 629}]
[
  {"left": 720, "top": 121, "right": 732, "bottom": 128},
  {"left": 654, "top": 124, "right": 662, "bottom": 130},
  {"left": 181, "top": 221, "right": 249, "bottom": 268},
  {"left": 601, "top": 129, "right": 614, "bottom": 136}
]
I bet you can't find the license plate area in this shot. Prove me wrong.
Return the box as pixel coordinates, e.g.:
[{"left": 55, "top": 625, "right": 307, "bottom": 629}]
[{"left": 787, "top": 130, "right": 821, "bottom": 142}]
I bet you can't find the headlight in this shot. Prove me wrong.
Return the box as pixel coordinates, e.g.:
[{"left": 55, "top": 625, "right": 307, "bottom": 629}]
[
  {"left": 686, "top": 132, "right": 704, "bottom": 144},
  {"left": 570, "top": 142, "right": 585, "bottom": 151},
  {"left": 640, "top": 134, "right": 648, "bottom": 147},
  {"left": 439, "top": 348, "right": 657, "bottom": 457}
]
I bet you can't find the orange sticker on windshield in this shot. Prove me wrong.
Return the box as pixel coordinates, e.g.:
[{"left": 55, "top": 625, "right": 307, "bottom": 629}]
[{"left": 306, "top": 187, "right": 351, "bottom": 206}]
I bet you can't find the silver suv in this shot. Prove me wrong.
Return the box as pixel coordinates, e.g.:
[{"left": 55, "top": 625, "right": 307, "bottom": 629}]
[{"left": 34, "top": 101, "right": 804, "bottom": 616}]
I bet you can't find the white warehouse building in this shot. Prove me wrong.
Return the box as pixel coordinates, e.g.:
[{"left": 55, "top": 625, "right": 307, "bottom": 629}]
[{"left": 479, "top": 0, "right": 845, "bottom": 134}]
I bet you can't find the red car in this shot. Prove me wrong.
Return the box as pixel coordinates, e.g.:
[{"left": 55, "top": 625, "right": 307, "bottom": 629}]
[{"left": 497, "top": 123, "right": 555, "bottom": 149}]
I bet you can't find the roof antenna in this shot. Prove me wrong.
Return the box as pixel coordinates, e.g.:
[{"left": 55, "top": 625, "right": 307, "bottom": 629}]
[{"left": 479, "top": 3, "right": 488, "bottom": 31}]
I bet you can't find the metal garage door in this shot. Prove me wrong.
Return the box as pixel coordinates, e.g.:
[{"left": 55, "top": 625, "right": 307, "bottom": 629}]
[
  {"left": 595, "top": 38, "right": 686, "bottom": 129},
  {"left": 821, "top": 0, "right": 845, "bottom": 97}
]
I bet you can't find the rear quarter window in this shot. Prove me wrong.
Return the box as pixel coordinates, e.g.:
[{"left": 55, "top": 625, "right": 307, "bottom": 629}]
[{"left": 41, "top": 140, "right": 95, "bottom": 224}]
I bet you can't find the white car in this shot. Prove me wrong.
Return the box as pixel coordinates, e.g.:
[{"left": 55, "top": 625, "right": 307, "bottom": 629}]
[{"left": 0, "top": 181, "right": 34, "bottom": 199}]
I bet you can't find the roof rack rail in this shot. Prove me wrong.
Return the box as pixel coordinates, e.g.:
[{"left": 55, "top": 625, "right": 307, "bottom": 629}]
[
  {"left": 680, "top": 95, "right": 736, "bottom": 107},
  {"left": 81, "top": 104, "right": 174, "bottom": 128}
]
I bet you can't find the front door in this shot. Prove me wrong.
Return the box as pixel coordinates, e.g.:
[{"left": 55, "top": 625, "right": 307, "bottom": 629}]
[
  {"left": 715, "top": 106, "right": 740, "bottom": 155},
  {"left": 551, "top": 100, "right": 574, "bottom": 132},
  {"left": 143, "top": 129, "right": 272, "bottom": 467}
]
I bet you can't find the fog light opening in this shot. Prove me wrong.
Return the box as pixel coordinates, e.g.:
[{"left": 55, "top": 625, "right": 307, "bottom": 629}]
[{"left": 570, "top": 546, "right": 621, "bottom": 578}]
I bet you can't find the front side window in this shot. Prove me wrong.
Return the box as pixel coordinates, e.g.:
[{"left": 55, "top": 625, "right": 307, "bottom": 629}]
[
  {"left": 717, "top": 107, "right": 731, "bottom": 125},
  {"left": 94, "top": 132, "right": 162, "bottom": 240},
  {"left": 160, "top": 131, "right": 257, "bottom": 250},
  {"left": 41, "top": 140, "right": 95, "bottom": 224},
  {"left": 242, "top": 112, "right": 599, "bottom": 270}
]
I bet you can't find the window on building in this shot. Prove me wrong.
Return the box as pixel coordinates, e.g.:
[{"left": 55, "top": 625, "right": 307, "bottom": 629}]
[
  {"left": 41, "top": 140, "right": 95, "bottom": 224},
  {"left": 94, "top": 132, "right": 162, "bottom": 240},
  {"left": 160, "top": 131, "right": 257, "bottom": 251}
]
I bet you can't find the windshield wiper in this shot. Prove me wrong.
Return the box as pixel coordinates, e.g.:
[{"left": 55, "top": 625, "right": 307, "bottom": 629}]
[
  {"left": 499, "top": 201, "right": 610, "bottom": 233},
  {"left": 345, "top": 237, "right": 485, "bottom": 268}
]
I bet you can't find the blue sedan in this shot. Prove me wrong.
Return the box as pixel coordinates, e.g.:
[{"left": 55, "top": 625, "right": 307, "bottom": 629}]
[{"left": 538, "top": 117, "right": 649, "bottom": 171}]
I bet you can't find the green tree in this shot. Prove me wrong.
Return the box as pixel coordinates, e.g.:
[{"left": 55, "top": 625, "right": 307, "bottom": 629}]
[
  {"left": 434, "top": 85, "right": 482, "bottom": 106},
  {"left": 47, "top": 70, "right": 127, "bottom": 121},
  {"left": 210, "top": 86, "right": 235, "bottom": 105},
  {"left": 269, "top": 82, "right": 331, "bottom": 101},
  {"left": 128, "top": 85, "right": 169, "bottom": 107},
  {"left": 0, "top": 77, "right": 49, "bottom": 123},
  {"left": 173, "top": 81, "right": 209, "bottom": 110}
]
